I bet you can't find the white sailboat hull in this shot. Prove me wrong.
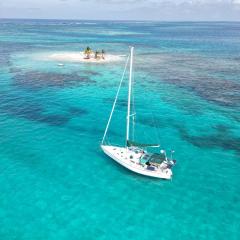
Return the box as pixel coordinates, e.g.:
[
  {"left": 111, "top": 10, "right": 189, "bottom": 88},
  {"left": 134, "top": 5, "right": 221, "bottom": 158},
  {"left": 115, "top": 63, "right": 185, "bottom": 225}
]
[{"left": 101, "top": 145, "right": 173, "bottom": 180}]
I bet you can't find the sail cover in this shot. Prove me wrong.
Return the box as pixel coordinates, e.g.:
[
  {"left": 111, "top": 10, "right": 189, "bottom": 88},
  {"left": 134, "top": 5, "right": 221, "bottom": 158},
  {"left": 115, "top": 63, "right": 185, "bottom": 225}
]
[{"left": 127, "top": 140, "right": 160, "bottom": 148}]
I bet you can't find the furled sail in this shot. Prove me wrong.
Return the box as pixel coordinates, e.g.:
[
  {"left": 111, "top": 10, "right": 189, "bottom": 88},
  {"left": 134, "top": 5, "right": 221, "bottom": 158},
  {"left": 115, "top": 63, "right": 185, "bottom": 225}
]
[{"left": 127, "top": 140, "right": 160, "bottom": 148}]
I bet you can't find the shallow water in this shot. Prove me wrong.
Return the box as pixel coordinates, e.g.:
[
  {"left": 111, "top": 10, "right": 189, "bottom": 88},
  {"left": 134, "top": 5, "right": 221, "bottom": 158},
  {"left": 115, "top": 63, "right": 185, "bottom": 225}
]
[{"left": 0, "top": 19, "right": 240, "bottom": 240}]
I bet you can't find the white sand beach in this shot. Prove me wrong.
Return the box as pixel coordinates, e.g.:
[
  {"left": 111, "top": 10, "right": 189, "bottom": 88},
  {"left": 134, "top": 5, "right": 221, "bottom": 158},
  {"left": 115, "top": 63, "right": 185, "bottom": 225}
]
[{"left": 45, "top": 52, "right": 123, "bottom": 63}]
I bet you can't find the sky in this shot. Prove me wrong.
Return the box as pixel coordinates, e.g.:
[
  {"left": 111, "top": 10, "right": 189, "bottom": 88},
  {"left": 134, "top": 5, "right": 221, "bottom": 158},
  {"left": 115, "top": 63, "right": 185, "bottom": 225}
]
[{"left": 0, "top": 0, "right": 240, "bottom": 21}]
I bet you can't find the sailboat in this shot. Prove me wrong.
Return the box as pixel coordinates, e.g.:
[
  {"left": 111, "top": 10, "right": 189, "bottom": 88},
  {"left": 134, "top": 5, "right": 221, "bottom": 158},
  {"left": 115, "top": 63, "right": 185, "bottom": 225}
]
[{"left": 101, "top": 47, "right": 176, "bottom": 179}]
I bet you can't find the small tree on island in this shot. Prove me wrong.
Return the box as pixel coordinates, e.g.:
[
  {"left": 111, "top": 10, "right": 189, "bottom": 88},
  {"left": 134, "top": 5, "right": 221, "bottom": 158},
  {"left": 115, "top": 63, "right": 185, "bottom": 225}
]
[
  {"left": 84, "top": 46, "right": 92, "bottom": 59},
  {"left": 101, "top": 49, "right": 105, "bottom": 59},
  {"left": 95, "top": 51, "right": 100, "bottom": 59}
]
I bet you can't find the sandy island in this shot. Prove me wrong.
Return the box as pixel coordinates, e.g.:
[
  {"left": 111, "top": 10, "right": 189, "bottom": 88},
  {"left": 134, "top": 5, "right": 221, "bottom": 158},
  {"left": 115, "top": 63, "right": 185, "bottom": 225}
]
[{"left": 45, "top": 52, "right": 124, "bottom": 63}]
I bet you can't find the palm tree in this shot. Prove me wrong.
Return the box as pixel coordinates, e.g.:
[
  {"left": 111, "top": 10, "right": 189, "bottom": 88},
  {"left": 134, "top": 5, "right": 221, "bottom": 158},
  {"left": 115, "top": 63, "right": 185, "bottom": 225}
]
[
  {"left": 95, "top": 51, "right": 100, "bottom": 59},
  {"left": 84, "top": 46, "right": 92, "bottom": 59},
  {"left": 101, "top": 49, "right": 105, "bottom": 59}
]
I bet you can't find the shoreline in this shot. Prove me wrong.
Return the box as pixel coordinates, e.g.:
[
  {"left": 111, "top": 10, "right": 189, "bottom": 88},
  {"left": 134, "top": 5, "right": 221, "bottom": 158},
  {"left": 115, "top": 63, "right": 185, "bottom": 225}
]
[{"left": 41, "top": 51, "right": 124, "bottom": 63}]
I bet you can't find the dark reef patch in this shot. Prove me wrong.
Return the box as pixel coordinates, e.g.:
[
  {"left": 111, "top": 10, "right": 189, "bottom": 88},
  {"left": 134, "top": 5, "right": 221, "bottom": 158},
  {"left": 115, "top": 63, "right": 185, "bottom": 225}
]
[
  {"left": 12, "top": 71, "right": 96, "bottom": 90},
  {"left": 191, "top": 77, "right": 240, "bottom": 108},
  {"left": 139, "top": 115, "right": 240, "bottom": 155},
  {"left": 82, "top": 70, "right": 101, "bottom": 76},
  {"left": 38, "top": 114, "right": 69, "bottom": 126},
  {"left": 212, "top": 124, "right": 231, "bottom": 134},
  {"left": 139, "top": 53, "right": 240, "bottom": 108},
  {"left": 161, "top": 75, "right": 240, "bottom": 108},
  {"left": 103, "top": 98, "right": 128, "bottom": 108},
  {"left": 0, "top": 96, "right": 68, "bottom": 126},
  {"left": 0, "top": 91, "right": 88, "bottom": 127},
  {"left": 177, "top": 123, "right": 240, "bottom": 154},
  {"left": 103, "top": 97, "right": 141, "bottom": 108},
  {"left": 9, "top": 67, "right": 22, "bottom": 74},
  {"left": 68, "top": 107, "right": 88, "bottom": 116}
]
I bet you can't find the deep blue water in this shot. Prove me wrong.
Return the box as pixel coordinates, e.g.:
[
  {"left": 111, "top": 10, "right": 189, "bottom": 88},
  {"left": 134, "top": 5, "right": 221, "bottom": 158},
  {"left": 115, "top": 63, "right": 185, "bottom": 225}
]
[{"left": 0, "top": 19, "right": 240, "bottom": 240}]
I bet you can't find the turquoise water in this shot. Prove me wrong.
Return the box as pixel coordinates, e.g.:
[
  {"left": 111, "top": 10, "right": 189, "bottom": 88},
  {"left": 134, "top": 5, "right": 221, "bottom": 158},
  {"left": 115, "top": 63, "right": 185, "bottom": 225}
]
[{"left": 0, "top": 19, "right": 240, "bottom": 239}]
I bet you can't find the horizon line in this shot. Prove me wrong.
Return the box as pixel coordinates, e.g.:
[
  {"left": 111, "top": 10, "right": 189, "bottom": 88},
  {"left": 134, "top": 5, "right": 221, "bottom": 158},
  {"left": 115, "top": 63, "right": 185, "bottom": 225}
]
[{"left": 1, "top": 17, "right": 240, "bottom": 23}]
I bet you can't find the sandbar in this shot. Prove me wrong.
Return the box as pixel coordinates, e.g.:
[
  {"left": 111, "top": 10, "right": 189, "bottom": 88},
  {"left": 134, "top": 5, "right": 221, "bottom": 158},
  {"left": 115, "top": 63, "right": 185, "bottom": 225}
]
[{"left": 44, "top": 52, "right": 123, "bottom": 63}]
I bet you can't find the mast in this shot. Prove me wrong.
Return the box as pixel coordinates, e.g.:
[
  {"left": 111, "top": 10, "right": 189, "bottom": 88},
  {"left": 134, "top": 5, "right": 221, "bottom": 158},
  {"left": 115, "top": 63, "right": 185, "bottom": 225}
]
[{"left": 126, "top": 47, "right": 134, "bottom": 146}]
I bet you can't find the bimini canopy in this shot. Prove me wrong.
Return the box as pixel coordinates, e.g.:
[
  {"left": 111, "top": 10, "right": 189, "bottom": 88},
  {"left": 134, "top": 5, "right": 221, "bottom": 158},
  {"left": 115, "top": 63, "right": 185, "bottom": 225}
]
[
  {"left": 127, "top": 140, "right": 160, "bottom": 148},
  {"left": 140, "top": 153, "right": 166, "bottom": 165}
]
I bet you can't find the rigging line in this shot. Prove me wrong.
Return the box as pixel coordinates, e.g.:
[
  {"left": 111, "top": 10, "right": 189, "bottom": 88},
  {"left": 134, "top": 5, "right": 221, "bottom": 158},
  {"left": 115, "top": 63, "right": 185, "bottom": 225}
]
[{"left": 101, "top": 55, "right": 130, "bottom": 144}]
